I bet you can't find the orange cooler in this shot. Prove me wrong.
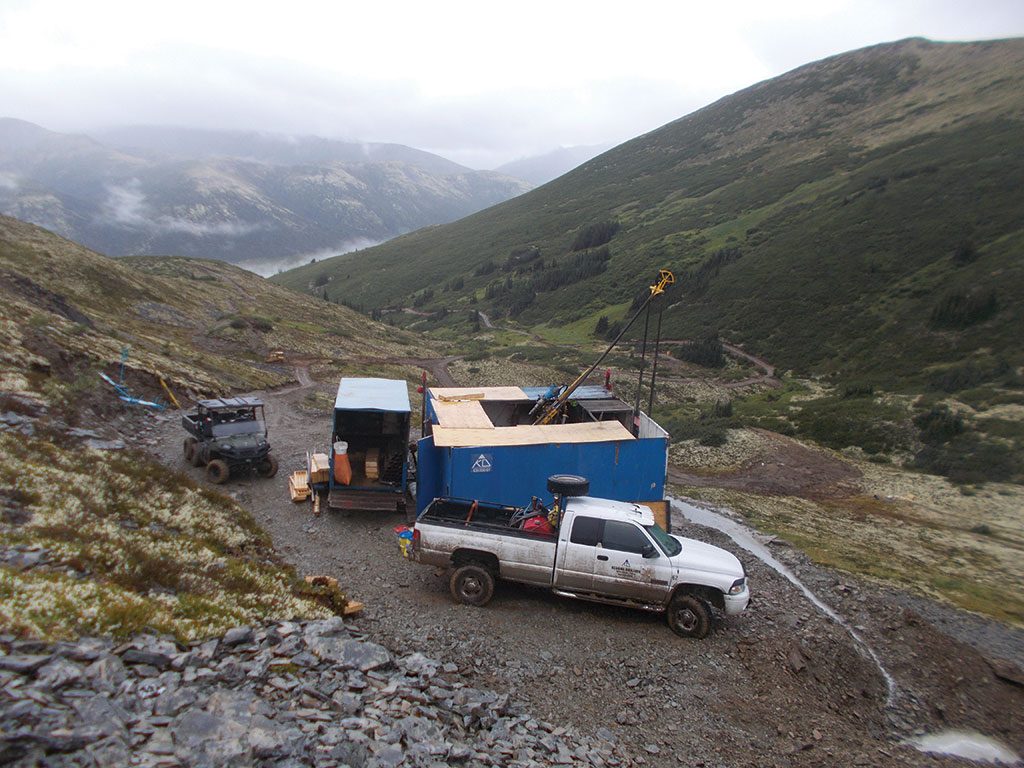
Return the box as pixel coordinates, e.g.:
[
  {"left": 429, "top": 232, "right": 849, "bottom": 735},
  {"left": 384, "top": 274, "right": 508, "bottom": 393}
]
[{"left": 333, "top": 441, "right": 352, "bottom": 485}]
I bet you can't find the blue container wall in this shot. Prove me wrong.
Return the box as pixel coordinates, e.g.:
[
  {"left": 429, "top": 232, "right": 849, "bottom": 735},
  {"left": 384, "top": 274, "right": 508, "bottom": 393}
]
[{"left": 415, "top": 437, "right": 666, "bottom": 514}]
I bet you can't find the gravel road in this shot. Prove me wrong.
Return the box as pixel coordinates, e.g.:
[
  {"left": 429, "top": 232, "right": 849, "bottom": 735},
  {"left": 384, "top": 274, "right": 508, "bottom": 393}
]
[{"left": 146, "top": 374, "right": 1024, "bottom": 768}]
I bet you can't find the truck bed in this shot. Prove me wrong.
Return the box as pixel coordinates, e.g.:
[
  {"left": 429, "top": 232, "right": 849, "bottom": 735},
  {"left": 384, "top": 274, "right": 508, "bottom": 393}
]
[{"left": 415, "top": 497, "right": 558, "bottom": 586}]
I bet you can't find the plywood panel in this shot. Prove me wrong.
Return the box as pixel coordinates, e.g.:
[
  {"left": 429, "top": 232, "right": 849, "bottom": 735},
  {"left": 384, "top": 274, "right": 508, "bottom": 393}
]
[
  {"left": 432, "top": 420, "right": 634, "bottom": 447},
  {"left": 430, "top": 386, "right": 529, "bottom": 402},
  {"left": 433, "top": 400, "right": 495, "bottom": 429}
]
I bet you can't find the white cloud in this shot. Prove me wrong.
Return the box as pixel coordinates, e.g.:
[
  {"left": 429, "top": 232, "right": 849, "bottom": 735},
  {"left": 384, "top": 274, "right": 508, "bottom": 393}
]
[
  {"left": 239, "top": 238, "right": 384, "bottom": 278},
  {"left": 103, "top": 179, "right": 262, "bottom": 236},
  {"left": 1, "top": 0, "right": 1021, "bottom": 168}
]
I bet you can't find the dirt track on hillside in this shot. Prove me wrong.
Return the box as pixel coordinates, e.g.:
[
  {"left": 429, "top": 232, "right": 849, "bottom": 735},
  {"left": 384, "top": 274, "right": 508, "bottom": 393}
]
[{"left": 140, "top": 371, "right": 1024, "bottom": 768}]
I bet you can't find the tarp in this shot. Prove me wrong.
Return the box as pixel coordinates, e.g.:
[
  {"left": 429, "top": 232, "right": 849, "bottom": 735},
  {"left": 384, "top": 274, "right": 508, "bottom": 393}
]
[{"left": 334, "top": 378, "right": 411, "bottom": 413}]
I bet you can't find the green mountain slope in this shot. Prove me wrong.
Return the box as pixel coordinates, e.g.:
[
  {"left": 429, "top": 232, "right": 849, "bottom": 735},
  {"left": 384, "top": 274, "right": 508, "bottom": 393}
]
[{"left": 275, "top": 37, "right": 1024, "bottom": 389}]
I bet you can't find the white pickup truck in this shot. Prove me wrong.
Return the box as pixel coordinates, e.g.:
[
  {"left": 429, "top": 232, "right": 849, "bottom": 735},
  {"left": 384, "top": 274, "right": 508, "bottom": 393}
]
[{"left": 407, "top": 476, "right": 749, "bottom": 638}]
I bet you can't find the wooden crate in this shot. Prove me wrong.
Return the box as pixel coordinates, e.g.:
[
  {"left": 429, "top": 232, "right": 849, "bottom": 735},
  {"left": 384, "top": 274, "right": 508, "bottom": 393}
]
[
  {"left": 310, "top": 452, "right": 330, "bottom": 484},
  {"left": 289, "top": 471, "right": 310, "bottom": 502}
]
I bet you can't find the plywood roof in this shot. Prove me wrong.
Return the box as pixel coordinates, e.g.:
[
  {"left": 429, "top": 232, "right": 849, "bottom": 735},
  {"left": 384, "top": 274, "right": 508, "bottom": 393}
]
[
  {"left": 430, "top": 386, "right": 529, "bottom": 402},
  {"left": 432, "top": 420, "right": 634, "bottom": 448},
  {"left": 432, "top": 399, "right": 494, "bottom": 430}
]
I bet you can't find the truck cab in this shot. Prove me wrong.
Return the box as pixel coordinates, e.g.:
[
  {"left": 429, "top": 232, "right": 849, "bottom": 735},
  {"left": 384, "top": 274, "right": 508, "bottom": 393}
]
[{"left": 552, "top": 497, "right": 749, "bottom": 628}]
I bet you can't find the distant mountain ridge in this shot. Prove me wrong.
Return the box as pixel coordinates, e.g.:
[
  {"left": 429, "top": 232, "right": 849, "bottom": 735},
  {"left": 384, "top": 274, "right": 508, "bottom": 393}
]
[
  {"left": 89, "top": 125, "right": 469, "bottom": 176},
  {"left": 0, "top": 120, "right": 531, "bottom": 271},
  {"left": 495, "top": 143, "right": 612, "bottom": 186},
  {"left": 276, "top": 37, "right": 1024, "bottom": 388}
]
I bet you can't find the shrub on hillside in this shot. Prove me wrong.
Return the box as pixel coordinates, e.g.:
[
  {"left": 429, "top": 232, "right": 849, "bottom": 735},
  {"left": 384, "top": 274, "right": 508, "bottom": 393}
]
[
  {"left": 913, "top": 404, "right": 964, "bottom": 444},
  {"left": 571, "top": 220, "right": 620, "bottom": 251},
  {"left": 532, "top": 247, "right": 610, "bottom": 292},
  {"left": 678, "top": 335, "right": 726, "bottom": 368},
  {"left": 913, "top": 435, "right": 1020, "bottom": 484},
  {"left": 933, "top": 359, "right": 1011, "bottom": 393},
  {"left": 952, "top": 241, "right": 978, "bottom": 265},
  {"left": 249, "top": 316, "right": 274, "bottom": 333},
  {"left": 474, "top": 260, "right": 497, "bottom": 277},
  {"left": 929, "top": 289, "right": 998, "bottom": 329}
]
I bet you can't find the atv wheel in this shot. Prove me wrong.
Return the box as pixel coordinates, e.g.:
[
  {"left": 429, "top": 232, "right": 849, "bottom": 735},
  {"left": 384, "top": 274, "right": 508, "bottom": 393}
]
[
  {"left": 666, "top": 594, "right": 711, "bottom": 639},
  {"left": 546, "top": 474, "right": 590, "bottom": 497},
  {"left": 206, "top": 459, "right": 230, "bottom": 484},
  {"left": 183, "top": 438, "right": 197, "bottom": 465},
  {"left": 257, "top": 453, "right": 279, "bottom": 478}
]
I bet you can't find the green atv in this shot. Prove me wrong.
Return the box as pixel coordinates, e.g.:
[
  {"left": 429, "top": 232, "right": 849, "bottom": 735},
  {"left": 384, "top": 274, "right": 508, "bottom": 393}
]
[{"left": 181, "top": 397, "right": 278, "bottom": 484}]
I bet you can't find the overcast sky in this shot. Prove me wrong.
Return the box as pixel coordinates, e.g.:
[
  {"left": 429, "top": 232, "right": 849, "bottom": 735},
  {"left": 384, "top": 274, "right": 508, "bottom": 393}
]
[{"left": 1, "top": 0, "right": 1021, "bottom": 169}]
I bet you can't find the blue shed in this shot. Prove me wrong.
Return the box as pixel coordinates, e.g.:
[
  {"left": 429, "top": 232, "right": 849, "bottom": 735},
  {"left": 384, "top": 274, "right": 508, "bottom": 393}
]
[{"left": 416, "top": 385, "right": 669, "bottom": 526}]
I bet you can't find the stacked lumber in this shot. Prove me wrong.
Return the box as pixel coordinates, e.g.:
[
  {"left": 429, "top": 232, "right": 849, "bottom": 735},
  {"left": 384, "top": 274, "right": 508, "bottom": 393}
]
[{"left": 288, "top": 471, "right": 310, "bottom": 502}]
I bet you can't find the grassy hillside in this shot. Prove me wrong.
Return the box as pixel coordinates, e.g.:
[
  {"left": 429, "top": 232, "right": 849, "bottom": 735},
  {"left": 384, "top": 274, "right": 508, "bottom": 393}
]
[
  {"left": 0, "top": 215, "right": 429, "bottom": 415},
  {"left": 0, "top": 216, "right": 430, "bottom": 640},
  {"left": 275, "top": 38, "right": 1024, "bottom": 391}
]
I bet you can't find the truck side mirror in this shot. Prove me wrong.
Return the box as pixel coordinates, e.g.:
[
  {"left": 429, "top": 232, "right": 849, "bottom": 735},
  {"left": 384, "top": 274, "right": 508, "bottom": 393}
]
[{"left": 642, "top": 544, "right": 658, "bottom": 559}]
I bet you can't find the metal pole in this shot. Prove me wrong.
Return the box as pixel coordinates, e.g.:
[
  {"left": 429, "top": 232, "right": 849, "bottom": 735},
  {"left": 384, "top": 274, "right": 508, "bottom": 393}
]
[
  {"left": 648, "top": 304, "right": 664, "bottom": 418},
  {"left": 632, "top": 303, "right": 651, "bottom": 435}
]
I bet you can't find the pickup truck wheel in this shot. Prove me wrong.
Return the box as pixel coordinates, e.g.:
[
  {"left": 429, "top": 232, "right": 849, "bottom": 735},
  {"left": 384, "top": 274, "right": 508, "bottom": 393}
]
[
  {"left": 206, "top": 459, "right": 230, "bottom": 485},
  {"left": 449, "top": 564, "right": 495, "bottom": 607},
  {"left": 257, "top": 454, "right": 279, "bottom": 478},
  {"left": 666, "top": 594, "right": 711, "bottom": 639},
  {"left": 183, "top": 438, "right": 197, "bottom": 464}
]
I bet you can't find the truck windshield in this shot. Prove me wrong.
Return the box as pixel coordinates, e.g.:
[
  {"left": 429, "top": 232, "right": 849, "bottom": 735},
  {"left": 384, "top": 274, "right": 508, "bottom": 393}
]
[{"left": 645, "top": 523, "right": 682, "bottom": 557}]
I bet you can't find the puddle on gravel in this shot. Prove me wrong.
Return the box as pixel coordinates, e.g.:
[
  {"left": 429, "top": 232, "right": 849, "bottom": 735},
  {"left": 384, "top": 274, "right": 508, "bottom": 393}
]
[
  {"left": 670, "top": 498, "right": 898, "bottom": 706},
  {"left": 907, "top": 730, "right": 1021, "bottom": 764}
]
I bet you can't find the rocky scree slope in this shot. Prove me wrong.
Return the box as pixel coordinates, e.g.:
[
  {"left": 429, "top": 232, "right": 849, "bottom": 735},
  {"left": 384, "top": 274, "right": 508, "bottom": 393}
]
[{"left": 0, "top": 617, "right": 638, "bottom": 767}]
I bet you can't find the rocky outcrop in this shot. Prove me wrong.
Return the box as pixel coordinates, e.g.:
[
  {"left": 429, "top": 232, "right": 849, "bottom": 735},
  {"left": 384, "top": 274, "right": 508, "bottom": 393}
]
[{"left": 0, "top": 619, "right": 636, "bottom": 767}]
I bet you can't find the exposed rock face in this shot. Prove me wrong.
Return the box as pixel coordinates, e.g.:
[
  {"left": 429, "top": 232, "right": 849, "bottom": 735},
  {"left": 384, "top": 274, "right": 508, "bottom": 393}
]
[{"left": 0, "top": 619, "right": 636, "bottom": 767}]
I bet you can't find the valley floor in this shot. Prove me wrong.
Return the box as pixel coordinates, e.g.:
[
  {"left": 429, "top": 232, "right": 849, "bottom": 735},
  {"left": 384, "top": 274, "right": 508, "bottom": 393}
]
[{"left": 138, "top": 369, "right": 1023, "bottom": 768}]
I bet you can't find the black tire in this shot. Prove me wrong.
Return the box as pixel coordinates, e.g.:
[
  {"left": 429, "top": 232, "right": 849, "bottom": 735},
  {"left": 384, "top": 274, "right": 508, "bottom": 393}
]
[
  {"left": 666, "top": 593, "right": 712, "bottom": 639},
  {"left": 206, "top": 459, "right": 230, "bottom": 485},
  {"left": 448, "top": 564, "right": 495, "bottom": 607},
  {"left": 546, "top": 474, "right": 589, "bottom": 496},
  {"left": 190, "top": 443, "right": 206, "bottom": 467},
  {"left": 183, "top": 438, "right": 197, "bottom": 464},
  {"left": 257, "top": 453, "right": 279, "bottom": 478}
]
